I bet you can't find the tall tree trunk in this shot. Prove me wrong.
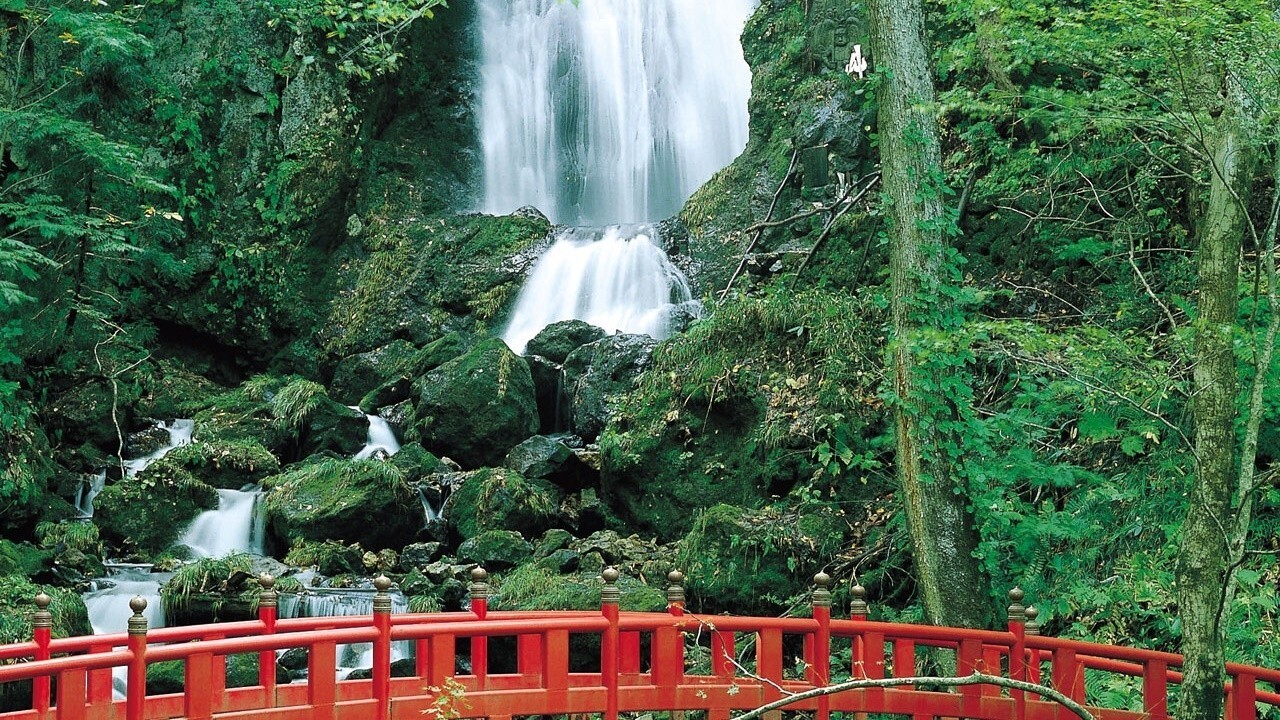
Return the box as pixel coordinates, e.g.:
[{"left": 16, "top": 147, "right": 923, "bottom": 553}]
[
  {"left": 1176, "top": 83, "right": 1251, "bottom": 720},
  {"left": 868, "top": 0, "right": 990, "bottom": 629}
]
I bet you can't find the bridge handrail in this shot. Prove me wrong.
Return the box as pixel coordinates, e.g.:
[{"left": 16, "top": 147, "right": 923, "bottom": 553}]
[{"left": 1, "top": 570, "right": 1275, "bottom": 720}]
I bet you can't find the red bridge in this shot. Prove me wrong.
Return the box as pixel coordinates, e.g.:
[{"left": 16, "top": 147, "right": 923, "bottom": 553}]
[{"left": 1, "top": 568, "right": 1276, "bottom": 720}]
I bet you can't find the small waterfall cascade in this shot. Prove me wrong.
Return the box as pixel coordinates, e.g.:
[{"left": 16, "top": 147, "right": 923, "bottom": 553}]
[
  {"left": 73, "top": 419, "right": 194, "bottom": 517},
  {"left": 501, "top": 225, "right": 697, "bottom": 354},
  {"left": 483, "top": 0, "right": 755, "bottom": 348},
  {"left": 478, "top": 0, "right": 756, "bottom": 226},
  {"left": 74, "top": 469, "right": 107, "bottom": 518},
  {"left": 83, "top": 568, "right": 170, "bottom": 697},
  {"left": 278, "top": 588, "right": 411, "bottom": 676},
  {"left": 353, "top": 413, "right": 401, "bottom": 460},
  {"left": 124, "top": 419, "right": 194, "bottom": 477},
  {"left": 176, "top": 486, "right": 267, "bottom": 559}
]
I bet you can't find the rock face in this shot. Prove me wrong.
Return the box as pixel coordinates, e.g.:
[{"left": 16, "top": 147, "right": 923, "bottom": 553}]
[
  {"left": 331, "top": 340, "right": 420, "bottom": 404},
  {"left": 563, "top": 335, "right": 657, "bottom": 442},
  {"left": 413, "top": 338, "right": 539, "bottom": 468},
  {"left": 525, "top": 321, "right": 607, "bottom": 364},
  {"left": 444, "top": 467, "right": 560, "bottom": 540},
  {"left": 94, "top": 461, "right": 220, "bottom": 556},
  {"left": 264, "top": 458, "right": 420, "bottom": 551},
  {"left": 504, "top": 436, "right": 595, "bottom": 489}
]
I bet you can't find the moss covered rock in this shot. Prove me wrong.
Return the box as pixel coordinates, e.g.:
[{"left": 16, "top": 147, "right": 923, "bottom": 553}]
[
  {"left": 94, "top": 460, "right": 220, "bottom": 557},
  {"left": 444, "top": 467, "right": 560, "bottom": 540},
  {"left": 163, "top": 436, "right": 280, "bottom": 489},
  {"left": 264, "top": 458, "right": 419, "bottom": 550},
  {"left": 457, "top": 530, "right": 534, "bottom": 570},
  {"left": 563, "top": 334, "right": 656, "bottom": 442},
  {"left": 525, "top": 320, "right": 607, "bottom": 364},
  {"left": 413, "top": 338, "right": 539, "bottom": 468},
  {"left": 676, "top": 503, "right": 849, "bottom": 614}
]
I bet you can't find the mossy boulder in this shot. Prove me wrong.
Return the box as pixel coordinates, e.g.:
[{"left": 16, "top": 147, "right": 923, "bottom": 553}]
[
  {"left": 676, "top": 503, "right": 849, "bottom": 615},
  {"left": 264, "top": 458, "right": 419, "bottom": 550},
  {"left": 413, "top": 338, "right": 538, "bottom": 468},
  {"left": 457, "top": 530, "right": 534, "bottom": 570},
  {"left": 504, "top": 435, "right": 594, "bottom": 489},
  {"left": 490, "top": 565, "right": 664, "bottom": 612},
  {"left": 444, "top": 467, "right": 560, "bottom": 540},
  {"left": 0, "top": 574, "right": 90, "bottom": 643},
  {"left": 284, "top": 540, "right": 367, "bottom": 576},
  {"left": 163, "top": 436, "right": 280, "bottom": 489},
  {"left": 94, "top": 460, "right": 220, "bottom": 557},
  {"left": 525, "top": 320, "right": 607, "bottom": 364},
  {"left": 331, "top": 339, "right": 421, "bottom": 404},
  {"left": 358, "top": 333, "right": 468, "bottom": 411},
  {"left": 563, "top": 334, "right": 656, "bottom": 442}
]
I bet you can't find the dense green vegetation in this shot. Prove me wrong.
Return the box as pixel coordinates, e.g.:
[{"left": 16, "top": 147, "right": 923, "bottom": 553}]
[{"left": 0, "top": 0, "right": 1278, "bottom": 715}]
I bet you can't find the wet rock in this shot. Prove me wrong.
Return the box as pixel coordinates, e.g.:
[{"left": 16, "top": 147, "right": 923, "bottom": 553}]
[
  {"left": 331, "top": 340, "right": 419, "bottom": 404},
  {"left": 413, "top": 338, "right": 538, "bottom": 468},
  {"left": 526, "top": 320, "right": 607, "bottom": 364},
  {"left": 503, "top": 435, "right": 594, "bottom": 489},
  {"left": 264, "top": 459, "right": 420, "bottom": 551},
  {"left": 563, "top": 334, "right": 657, "bottom": 442},
  {"left": 400, "top": 542, "right": 444, "bottom": 569}
]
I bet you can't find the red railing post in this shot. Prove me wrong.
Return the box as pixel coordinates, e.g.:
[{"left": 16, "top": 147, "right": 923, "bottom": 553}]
[
  {"left": 373, "top": 575, "right": 393, "bottom": 720},
  {"left": 850, "top": 584, "right": 868, "bottom": 678},
  {"left": 469, "top": 568, "right": 490, "bottom": 688},
  {"left": 811, "top": 572, "right": 832, "bottom": 720},
  {"left": 601, "top": 568, "right": 621, "bottom": 720},
  {"left": 1143, "top": 659, "right": 1168, "bottom": 720},
  {"left": 1008, "top": 588, "right": 1027, "bottom": 720},
  {"left": 1024, "top": 606, "right": 1042, "bottom": 684},
  {"left": 32, "top": 592, "right": 51, "bottom": 717},
  {"left": 257, "top": 573, "right": 278, "bottom": 705},
  {"left": 126, "top": 596, "right": 149, "bottom": 720},
  {"left": 1233, "top": 672, "right": 1257, "bottom": 720}
]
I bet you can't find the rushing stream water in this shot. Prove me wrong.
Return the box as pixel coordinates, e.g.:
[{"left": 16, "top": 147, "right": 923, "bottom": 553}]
[{"left": 485, "top": 0, "right": 756, "bottom": 349}]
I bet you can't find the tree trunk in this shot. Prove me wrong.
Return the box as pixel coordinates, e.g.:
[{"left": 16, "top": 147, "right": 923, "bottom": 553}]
[
  {"left": 1176, "top": 83, "right": 1251, "bottom": 720},
  {"left": 868, "top": 0, "right": 990, "bottom": 629}
]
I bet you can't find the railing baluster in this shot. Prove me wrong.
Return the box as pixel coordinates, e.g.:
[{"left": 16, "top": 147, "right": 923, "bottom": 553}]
[
  {"left": 184, "top": 652, "right": 213, "bottom": 720},
  {"left": 468, "top": 568, "right": 489, "bottom": 688},
  {"left": 87, "top": 639, "right": 113, "bottom": 706},
  {"left": 958, "top": 638, "right": 982, "bottom": 717},
  {"left": 32, "top": 592, "right": 51, "bottom": 717},
  {"left": 1233, "top": 672, "right": 1258, "bottom": 720},
  {"left": 1025, "top": 606, "right": 1042, "bottom": 685},
  {"left": 55, "top": 667, "right": 86, "bottom": 720},
  {"left": 1008, "top": 588, "right": 1027, "bottom": 720},
  {"left": 257, "top": 573, "right": 278, "bottom": 706},
  {"left": 373, "top": 575, "right": 393, "bottom": 720},
  {"left": 308, "top": 640, "right": 337, "bottom": 720},
  {"left": 892, "top": 639, "right": 916, "bottom": 678},
  {"left": 758, "top": 627, "right": 784, "bottom": 720},
  {"left": 600, "top": 568, "right": 620, "bottom": 720},
  {"left": 1143, "top": 659, "right": 1168, "bottom": 720},
  {"left": 1051, "top": 646, "right": 1085, "bottom": 704},
  {"left": 811, "top": 573, "right": 832, "bottom": 720},
  {"left": 125, "top": 597, "right": 148, "bottom": 720}
]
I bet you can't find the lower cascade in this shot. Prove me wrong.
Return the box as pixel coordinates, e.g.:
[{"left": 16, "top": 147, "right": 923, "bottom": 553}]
[
  {"left": 502, "top": 225, "right": 698, "bottom": 353},
  {"left": 177, "top": 487, "right": 267, "bottom": 559}
]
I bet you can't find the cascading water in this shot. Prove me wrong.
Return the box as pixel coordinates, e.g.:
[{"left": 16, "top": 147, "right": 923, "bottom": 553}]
[
  {"left": 353, "top": 413, "right": 401, "bottom": 460},
  {"left": 278, "top": 588, "right": 411, "bottom": 677},
  {"left": 502, "top": 225, "right": 697, "bottom": 353},
  {"left": 83, "top": 568, "right": 170, "bottom": 697},
  {"left": 483, "top": 0, "right": 755, "bottom": 347},
  {"left": 75, "top": 470, "right": 107, "bottom": 518},
  {"left": 177, "top": 487, "right": 267, "bottom": 558},
  {"left": 124, "top": 419, "right": 194, "bottom": 477}
]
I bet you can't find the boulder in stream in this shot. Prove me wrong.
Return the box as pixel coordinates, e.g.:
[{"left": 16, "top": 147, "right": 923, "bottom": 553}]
[{"left": 563, "top": 334, "right": 656, "bottom": 442}]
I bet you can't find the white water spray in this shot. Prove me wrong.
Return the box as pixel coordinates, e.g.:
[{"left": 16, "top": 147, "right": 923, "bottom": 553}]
[
  {"left": 479, "top": 0, "right": 755, "bottom": 225},
  {"left": 502, "top": 225, "right": 696, "bottom": 353},
  {"left": 354, "top": 413, "right": 401, "bottom": 460},
  {"left": 177, "top": 488, "right": 267, "bottom": 559},
  {"left": 124, "top": 419, "right": 194, "bottom": 477}
]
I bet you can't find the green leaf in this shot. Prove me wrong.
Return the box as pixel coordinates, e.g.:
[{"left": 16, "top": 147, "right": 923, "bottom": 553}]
[{"left": 1078, "top": 412, "right": 1118, "bottom": 440}]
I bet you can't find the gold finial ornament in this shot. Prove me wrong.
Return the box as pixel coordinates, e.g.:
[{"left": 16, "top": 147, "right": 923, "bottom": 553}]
[
  {"left": 128, "top": 596, "right": 149, "bottom": 635},
  {"left": 666, "top": 570, "right": 686, "bottom": 605},
  {"left": 1025, "top": 605, "right": 1041, "bottom": 636},
  {"left": 812, "top": 572, "right": 833, "bottom": 608},
  {"left": 374, "top": 575, "right": 393, "bottom": 613},
  {"left": 469, "top": 567, "right": 490, "bottom": 601},
  {"left": 850, "top": 584, "right": 869, "bottom": 616},
  {"left": 601, "top": 567, "right": 621, "bottom": 604},
  {"left": 1007, "top": 587, "right": 1026, "bottom": 623},
  {"left": 258, "top": 573, "right": 278, "bottom": 609},
  {"left": 33, "top": 592, "right": 52, "bottom": 629}
]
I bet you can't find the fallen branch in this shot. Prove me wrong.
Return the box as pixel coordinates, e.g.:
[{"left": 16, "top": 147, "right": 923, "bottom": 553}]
[
  {"left": 732, "top": 672, "right": 1095, "bottom": 720},
  {"left": 792, "top": 173, "right": 881, "bottom": 287},
  {"left": 719, "top": 148, "right": 799, "bottom": 300}
]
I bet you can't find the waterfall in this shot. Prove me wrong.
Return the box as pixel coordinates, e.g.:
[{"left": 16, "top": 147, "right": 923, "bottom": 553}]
[
  {"left": 177, "top": 487, "right": 267, "bottom": 559},
  {"left": 481, "top": 0, "right": 754, "bottom": 347},
  {"left": 278, "top": 588, "right": 411, "bottom": 677},
  {"left": 83, "top": 568, "right": 170, "bottom": 697},
  {"left": 75, "top": 469, "right": 107, "bottom": 518},
  {"left": 479, "top": 0, "right": 755, "bottom": 225},
  {"left": 353, "top": 413, "right": 401, "bottom": 460},
  {"left": 124, "top": 419, "right": 194, "bottom": 477},
  {"left": 501, "top": 225, "right": 696, "bottom": 353}
]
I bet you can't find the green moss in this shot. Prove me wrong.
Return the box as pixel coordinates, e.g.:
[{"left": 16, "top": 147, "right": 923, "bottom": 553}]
[
  {"left": 283, "top": 539, "right": 366, "bottom": 576},
  {"left": 161, "top": 554, "right": 259, "bottom": 622},
  {"left": 0, "top": 575, "right": 91, "bottom": 643},
  {"left": 164, "top": 437, "right": 280, "bottom": 489},
  {"left": 447, "top": 467, "right": 559, "bottom": 540},
  {"left": 676, "top": 503, "right": 848, "bottom": 614},
  {"left": 490, "top": 565, "right": 664, "bottom": 612},
  {"left": 94, "top": 460, "right": 220, "bottom": 556},
  {"left": 263, "top": 457, "right": 419, "bottom": 550}
]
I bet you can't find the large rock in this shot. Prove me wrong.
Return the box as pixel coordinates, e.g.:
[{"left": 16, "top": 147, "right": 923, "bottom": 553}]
[
  {"left": 413, "top": 338, "right": 538, "bottom": 468},
  {"left": 356, "top": 334, "right": 467, "bottom": 411},
  {"left": 331, "top": 340, "right": 419, "bottom": 404},
  {"left": 503, "top": 435, "right": 595, "bottom": 489},
  {"left": 563, "top": 335, "right": 657, "bottom": 442},
  {"left": 443, "top": 467, "right": 560, "bottom": 540},
  {"left": 525, "top": 320, "right": 607, "bottom": 364},
  {"left": 264, "top": 458, "right": 420, "bottom": 550},
  {"left": 457, "top": 530, "right": 533, "bottom": 570}
]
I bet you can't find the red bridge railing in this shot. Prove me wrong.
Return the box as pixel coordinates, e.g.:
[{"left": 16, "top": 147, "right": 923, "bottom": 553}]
[{"left": 1, "top": 568, "right": 1277, "bottom": 720}]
